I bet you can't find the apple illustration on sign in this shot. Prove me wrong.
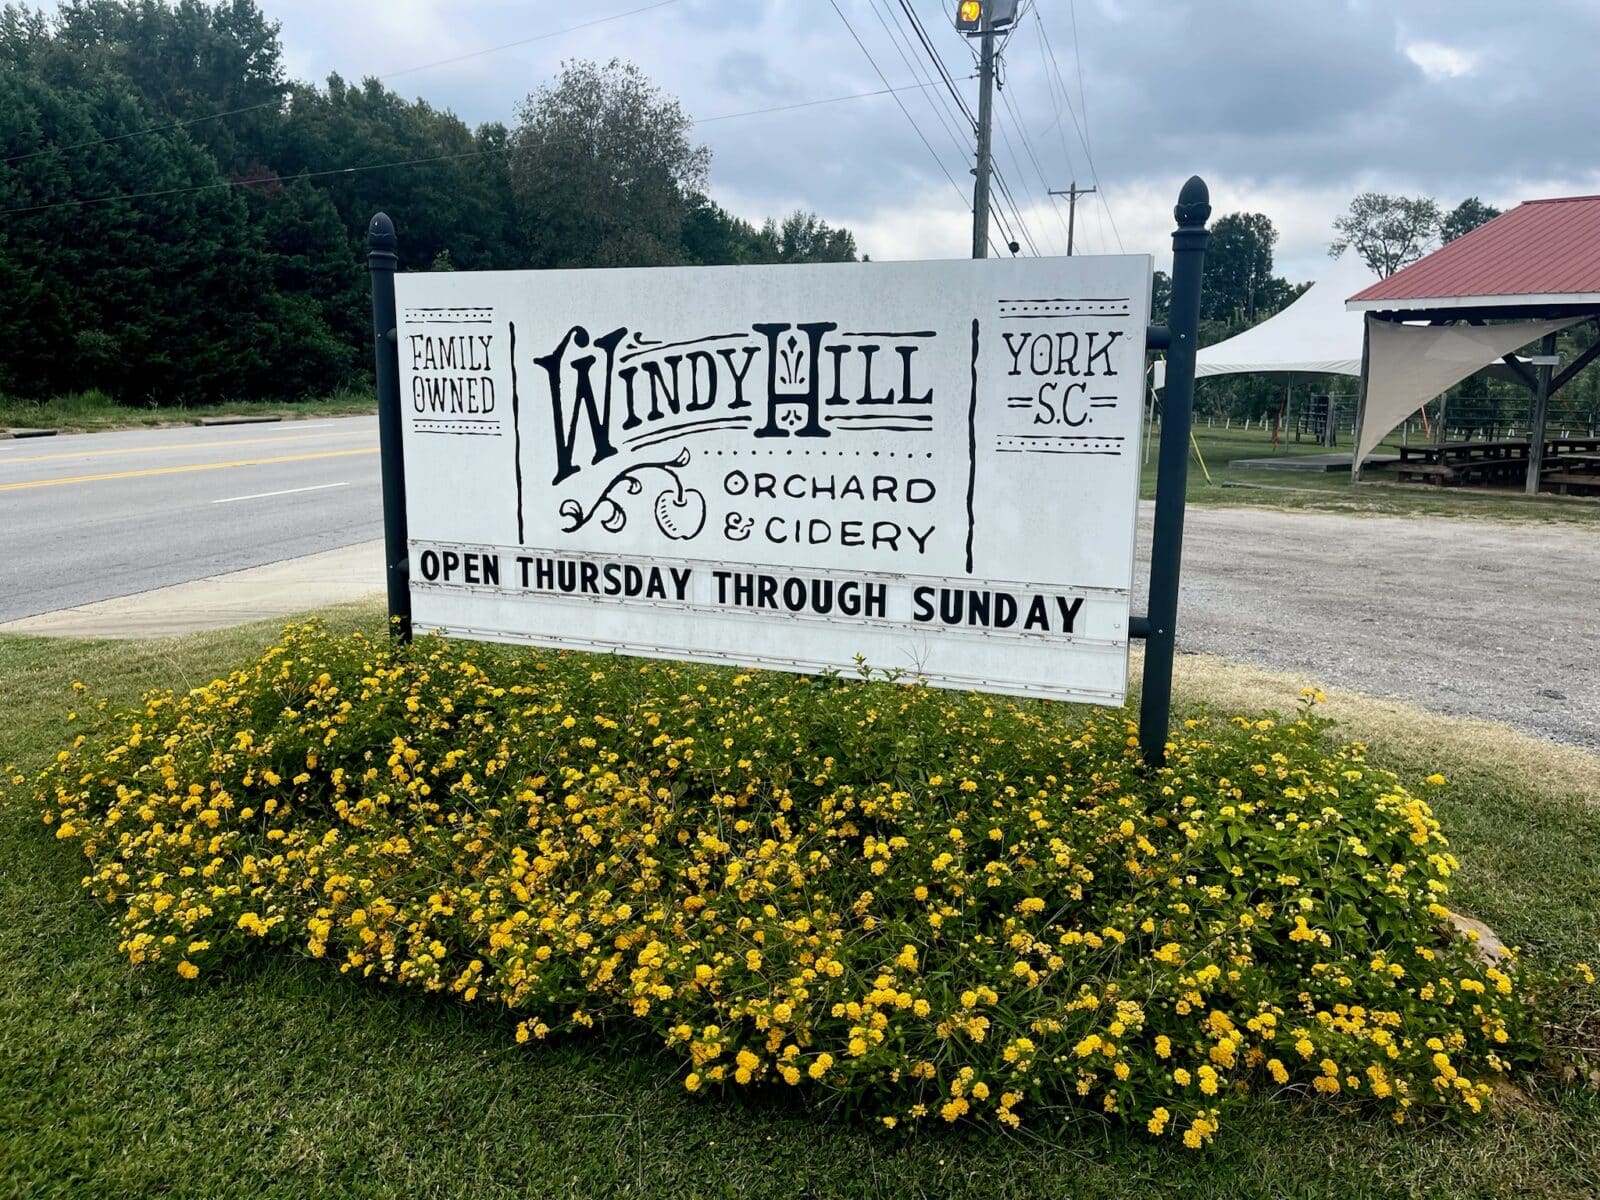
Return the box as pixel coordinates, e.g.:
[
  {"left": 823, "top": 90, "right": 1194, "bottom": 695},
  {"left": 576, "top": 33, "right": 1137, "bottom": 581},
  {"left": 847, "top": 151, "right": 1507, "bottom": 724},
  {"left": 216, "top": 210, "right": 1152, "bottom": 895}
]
[
  {"left": 653, "top": 485, "right": 706, "bottom": 540},
  {"left": 558, "top": 448, "right": 706, "bottom": 541}
]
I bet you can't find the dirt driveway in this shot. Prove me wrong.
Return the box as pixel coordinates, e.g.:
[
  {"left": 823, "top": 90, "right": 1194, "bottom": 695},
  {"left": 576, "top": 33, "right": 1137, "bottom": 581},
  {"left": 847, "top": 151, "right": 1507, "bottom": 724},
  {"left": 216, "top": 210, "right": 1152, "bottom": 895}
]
[{"left": 1133, "top": 504, "right": 1599, "bottom": 751}]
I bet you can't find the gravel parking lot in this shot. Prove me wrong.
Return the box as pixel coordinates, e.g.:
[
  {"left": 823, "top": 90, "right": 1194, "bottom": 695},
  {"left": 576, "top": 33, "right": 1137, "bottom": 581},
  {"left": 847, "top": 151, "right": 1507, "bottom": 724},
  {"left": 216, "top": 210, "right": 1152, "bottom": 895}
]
[{"left": 1135, "top": 503, "right": 1600, "bottom": 751}]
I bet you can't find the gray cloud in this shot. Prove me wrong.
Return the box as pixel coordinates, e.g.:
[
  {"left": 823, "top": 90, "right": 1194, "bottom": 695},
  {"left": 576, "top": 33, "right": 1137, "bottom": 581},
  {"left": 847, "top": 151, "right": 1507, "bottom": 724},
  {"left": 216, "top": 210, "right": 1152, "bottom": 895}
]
[{"left": 254, "top": 0, "right": 1600, "bottom": 270}]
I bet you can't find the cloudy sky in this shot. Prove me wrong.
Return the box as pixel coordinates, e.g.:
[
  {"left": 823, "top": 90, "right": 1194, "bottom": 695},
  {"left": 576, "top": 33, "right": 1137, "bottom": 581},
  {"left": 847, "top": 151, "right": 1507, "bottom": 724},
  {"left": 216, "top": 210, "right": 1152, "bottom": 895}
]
[{"left": 260, "top": 0, "right": 1600, "bottom": 282}]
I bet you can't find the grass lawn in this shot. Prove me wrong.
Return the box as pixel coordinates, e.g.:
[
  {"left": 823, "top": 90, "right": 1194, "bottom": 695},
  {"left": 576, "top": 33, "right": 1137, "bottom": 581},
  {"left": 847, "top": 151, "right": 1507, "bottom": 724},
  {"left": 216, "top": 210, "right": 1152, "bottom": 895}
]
[
  {"left": 0, "top": 389, "right": 376, "bottom": 434},
  {"left": 1146, "top": 424, "right": 1600, "bottom": 527},
  {"left": 2, "top": 611, "right": 1598, "bottom": 1199}
]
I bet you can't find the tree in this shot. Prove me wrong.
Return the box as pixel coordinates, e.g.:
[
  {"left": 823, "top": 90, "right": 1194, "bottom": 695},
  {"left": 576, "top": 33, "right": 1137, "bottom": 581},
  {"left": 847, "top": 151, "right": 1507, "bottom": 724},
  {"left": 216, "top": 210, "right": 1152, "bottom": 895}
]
[
  {"left": 1329, "top": 192, "right": 1441, "bottom": 277},
  {"left": 510, "top": 59, "right": 709, "bottom": 269},
  {"left": 1442, "top": 196, "right": 1501, "bottom": 243},
  {"left": 1202, "top": 212, "right": 1284, "bottom": 323},
  {"left": 1149, "top": 270, "right": 1171, "bottom": 324},
  {"left": 750, "top": 211, "right": 858, "bottom": 264}
]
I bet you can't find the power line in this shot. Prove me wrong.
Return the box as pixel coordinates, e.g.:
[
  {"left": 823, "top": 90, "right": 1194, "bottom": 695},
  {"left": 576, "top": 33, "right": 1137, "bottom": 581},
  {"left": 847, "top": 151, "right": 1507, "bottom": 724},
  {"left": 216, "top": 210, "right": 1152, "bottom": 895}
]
[
  {"left": 696, "top": 78, "right": 967, "bottom": 124},
  {"left": 881, "top": 1, "right": 1038, "bottom": 255},
  {"left": 1067, "top": 0, "right": 1093, "bottom": 161},
  {"left": 997, "top": 81, "right": 1071, "bottom": 253},
  {"left": 828, "top": 0, "right": 1002, "bottom": 257},
  {"left": 868, "top": 1, "right": 973, "bottom": 168},
  {"left": 895, "top": 0, "right": 975, "bottom": 126},
  {"left": 867, "top": 0, "right": 1024, "bottom": 254},
  {"left": 0, "top": 80, "right": 958, "bottom": 219},
  {"left": 1033, "top": 4, "right": 1121, "bottom": 251},
  {"left": 3, "top": 0, "right": 685, "bottom": 167}
]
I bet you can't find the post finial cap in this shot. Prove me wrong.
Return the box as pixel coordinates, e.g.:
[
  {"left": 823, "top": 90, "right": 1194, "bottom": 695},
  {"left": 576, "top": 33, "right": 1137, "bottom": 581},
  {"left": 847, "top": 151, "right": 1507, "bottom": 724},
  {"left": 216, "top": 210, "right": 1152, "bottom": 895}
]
[
  {"left": 368, "top": 212, "right": 397, "bottom": 253},
  {"left": 1174, "top": 176, "right": 1210, "bottom": 228}
]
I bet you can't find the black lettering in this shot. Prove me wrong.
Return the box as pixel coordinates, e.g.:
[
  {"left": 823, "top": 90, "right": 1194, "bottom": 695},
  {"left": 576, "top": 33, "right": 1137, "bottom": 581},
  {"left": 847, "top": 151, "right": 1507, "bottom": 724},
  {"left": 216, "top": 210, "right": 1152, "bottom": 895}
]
[
  {"left": 1055, "top": 595, "right": 1085, "bottom": 632},
  {"left": 537, "top": 325, "right": 619, "bottom": 485},
  {"left": 717, "top": 346, "right": 758, "bottom": 409},
  {"left": 1002, "top": 332, "right": 1029, "bottom": 376},
  {"left": 896, "top": 345, "right": 932, "bottom": 404},
  {"left": 1084, "top": 330, "right": 1124, "bottom": 377}
]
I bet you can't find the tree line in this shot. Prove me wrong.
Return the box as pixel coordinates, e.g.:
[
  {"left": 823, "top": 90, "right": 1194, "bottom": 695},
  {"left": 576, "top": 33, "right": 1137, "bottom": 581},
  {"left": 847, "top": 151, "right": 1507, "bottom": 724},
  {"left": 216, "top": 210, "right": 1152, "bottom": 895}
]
[{"left": 0, "top": 1, "right": 859, "bottom": 406}]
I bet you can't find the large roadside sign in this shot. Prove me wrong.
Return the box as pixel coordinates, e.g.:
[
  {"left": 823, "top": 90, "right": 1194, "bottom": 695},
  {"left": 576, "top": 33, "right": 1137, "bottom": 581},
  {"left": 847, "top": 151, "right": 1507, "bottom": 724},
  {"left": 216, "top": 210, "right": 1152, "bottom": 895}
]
[{"left": 393, "top": 255, "right": 1152, "bottom": 704}]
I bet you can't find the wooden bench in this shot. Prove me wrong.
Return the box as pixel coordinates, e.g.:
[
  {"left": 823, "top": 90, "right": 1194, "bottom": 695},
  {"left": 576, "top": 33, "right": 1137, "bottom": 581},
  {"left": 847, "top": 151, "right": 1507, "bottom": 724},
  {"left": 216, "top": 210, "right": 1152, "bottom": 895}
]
[
  {"left": 1451, "top": 455, "right": 1528, "bottom": 484},
  {"left": 1542, "top": 472, "right": 1600, "bottom": 495},
  {"left": 1394, "top": 462, "right": 1455, "bottom": 484}
]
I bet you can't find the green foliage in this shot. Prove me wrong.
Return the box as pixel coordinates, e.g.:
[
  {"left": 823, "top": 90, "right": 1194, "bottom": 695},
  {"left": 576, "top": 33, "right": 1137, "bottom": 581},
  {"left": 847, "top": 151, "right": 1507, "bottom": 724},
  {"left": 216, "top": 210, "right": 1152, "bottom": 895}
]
[
  {"left": 1442, "top": 197, "right": 1502, "bottom": 244},
  {"left": 0, "top": 5, "right": 860, "bottom": 407},
  {"left": 1201, "top": 212, "right": 1293, "bottom": 325},
  {"left": 511, "top": 58, "right": 708, "bottom": 269},
  {"left": 1329, "top": 193, "right": 1442, "bottom": 279}
]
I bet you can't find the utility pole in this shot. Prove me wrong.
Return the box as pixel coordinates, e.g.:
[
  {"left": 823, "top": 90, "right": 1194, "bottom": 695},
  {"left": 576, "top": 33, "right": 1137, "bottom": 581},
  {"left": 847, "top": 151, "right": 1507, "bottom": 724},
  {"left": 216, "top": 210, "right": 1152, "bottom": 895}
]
[
  {"left": 970, "top": 22, "right": 996, "bottom": 259},
  {"left": 956, "top": 1, "right": 1017, "bottom": 260},
  {"left": 1049, "top": 181, "right": 1097, "bottom": 255}
]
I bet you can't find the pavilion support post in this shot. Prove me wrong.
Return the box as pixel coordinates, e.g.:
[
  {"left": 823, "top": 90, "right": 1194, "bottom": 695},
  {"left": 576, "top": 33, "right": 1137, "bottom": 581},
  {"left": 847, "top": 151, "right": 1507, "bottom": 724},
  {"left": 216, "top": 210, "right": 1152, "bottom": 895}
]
[
  {"left": 1350, "top": 316, "right": 1371, "bottom": 482},
  {"left": 1525, "top": 330, "right": 1557, "bottom": 495}
]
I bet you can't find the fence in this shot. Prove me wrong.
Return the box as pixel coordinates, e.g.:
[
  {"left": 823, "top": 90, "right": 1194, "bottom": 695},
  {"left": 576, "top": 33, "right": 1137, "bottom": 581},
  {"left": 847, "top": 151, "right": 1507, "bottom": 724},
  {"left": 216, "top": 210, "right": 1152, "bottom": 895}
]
[{"left": 1165, "top": 394, "right": 1600, "bottom": 448}]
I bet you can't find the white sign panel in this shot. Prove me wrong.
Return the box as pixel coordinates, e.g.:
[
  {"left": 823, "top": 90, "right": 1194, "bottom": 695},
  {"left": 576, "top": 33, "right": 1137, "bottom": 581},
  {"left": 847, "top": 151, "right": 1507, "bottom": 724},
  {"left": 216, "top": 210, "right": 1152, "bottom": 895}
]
[{"left": 395, "top": 255, "right": 1151, "bottom": 703}]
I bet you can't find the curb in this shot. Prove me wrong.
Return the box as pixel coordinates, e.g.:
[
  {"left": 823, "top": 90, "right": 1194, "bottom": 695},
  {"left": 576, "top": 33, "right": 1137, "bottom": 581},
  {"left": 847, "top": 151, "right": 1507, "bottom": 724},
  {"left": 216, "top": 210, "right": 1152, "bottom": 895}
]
[
  {"left": 1, "top": 427, "right": 60, "bottom": 439},
  {"left": 197, "top": 415, "right": 285, "bottom": 427}
]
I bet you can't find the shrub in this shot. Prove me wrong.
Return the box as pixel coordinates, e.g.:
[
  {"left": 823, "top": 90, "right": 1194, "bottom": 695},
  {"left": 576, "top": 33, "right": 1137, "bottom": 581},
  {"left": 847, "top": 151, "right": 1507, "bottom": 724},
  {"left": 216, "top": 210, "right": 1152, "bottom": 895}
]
[{"left": 16, "top": 622, "right": 1556, "bottom": 1146}]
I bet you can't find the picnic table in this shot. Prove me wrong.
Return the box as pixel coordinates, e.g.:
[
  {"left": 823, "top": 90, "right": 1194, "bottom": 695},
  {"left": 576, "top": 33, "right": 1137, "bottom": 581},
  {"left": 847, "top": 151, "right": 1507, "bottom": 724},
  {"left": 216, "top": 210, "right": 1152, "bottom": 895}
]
[
  {"left": 1541, "top": 449, "right": 1600, "bottom": 495},
  {"left": 1392, "top": 439, "right": 1531, "bottom": 486}
]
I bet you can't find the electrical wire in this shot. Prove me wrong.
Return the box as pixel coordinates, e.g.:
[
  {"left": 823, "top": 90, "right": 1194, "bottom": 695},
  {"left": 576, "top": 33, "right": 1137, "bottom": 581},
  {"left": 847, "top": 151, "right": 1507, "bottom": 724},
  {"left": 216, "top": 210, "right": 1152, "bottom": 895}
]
[
  {"left": 895, "top": 0, "right": 974, "bottom": 126},
  {"left": 867, "top": 0, "right": 1024, "bottom": 255},
  {"left": 997, "top": 80, "right": 1072, "bottom": 253},
  {"left": 1033, "top": 4, "right": 1121, "bottom": 251},
  {"left": 885, "top": 1, "right": 1038, "bottom": 255},
  {"left": 829, "top": 0, "right": 1002, "bottom": 257}
]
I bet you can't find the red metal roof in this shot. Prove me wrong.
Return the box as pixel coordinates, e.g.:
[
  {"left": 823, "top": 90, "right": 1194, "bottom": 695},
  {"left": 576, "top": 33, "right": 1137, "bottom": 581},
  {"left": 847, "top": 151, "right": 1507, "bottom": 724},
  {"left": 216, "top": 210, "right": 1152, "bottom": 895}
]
[{"left": 1347, "top": 195, "right": 1600, "bottom": 309}]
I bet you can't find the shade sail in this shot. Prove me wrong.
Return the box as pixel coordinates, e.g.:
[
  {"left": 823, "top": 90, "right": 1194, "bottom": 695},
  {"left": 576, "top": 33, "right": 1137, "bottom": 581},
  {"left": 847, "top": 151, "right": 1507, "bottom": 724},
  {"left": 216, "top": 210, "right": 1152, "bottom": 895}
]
[
  {"left": 1354, "top": 314, "right": 1582, "bottom": 465},
  {"left": 1153, "top": 252, "right": 1379, "bottom": 390}
]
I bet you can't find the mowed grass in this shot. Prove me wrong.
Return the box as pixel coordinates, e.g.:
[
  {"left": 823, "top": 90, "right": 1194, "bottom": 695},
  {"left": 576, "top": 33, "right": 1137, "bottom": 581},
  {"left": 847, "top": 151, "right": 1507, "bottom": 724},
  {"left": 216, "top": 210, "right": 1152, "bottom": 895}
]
[
  {"left": 0, "top": 388, "right": 376, "bottom": 434},
  {"left": 2, "top": 611, "right": 1598, "bottom": 1199},
  {"left": 1145, "top": 425, "right": 1600, "bottom": 527}
]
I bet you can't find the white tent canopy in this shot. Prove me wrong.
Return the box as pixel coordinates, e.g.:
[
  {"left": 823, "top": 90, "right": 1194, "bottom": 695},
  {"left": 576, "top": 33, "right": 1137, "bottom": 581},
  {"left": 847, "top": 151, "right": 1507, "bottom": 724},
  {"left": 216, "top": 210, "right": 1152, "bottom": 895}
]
[{"left": 1152, "top": 252, "right": 1379, "bottom": 390}]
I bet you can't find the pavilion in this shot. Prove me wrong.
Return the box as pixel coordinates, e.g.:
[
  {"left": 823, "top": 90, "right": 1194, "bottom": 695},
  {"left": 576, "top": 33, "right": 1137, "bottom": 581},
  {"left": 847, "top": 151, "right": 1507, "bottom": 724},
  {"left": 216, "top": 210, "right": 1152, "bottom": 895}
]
[{"left": 1345, "top": 194, "right": 1600, "bottom": 493}]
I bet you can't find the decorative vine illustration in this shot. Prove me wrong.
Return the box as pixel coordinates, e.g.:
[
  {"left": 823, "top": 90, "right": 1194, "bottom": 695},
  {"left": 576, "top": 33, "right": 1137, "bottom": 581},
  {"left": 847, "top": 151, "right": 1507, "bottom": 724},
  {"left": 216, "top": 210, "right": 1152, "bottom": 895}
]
[{"left": 557, "top": 448, "right": 708, "bottom": 541}]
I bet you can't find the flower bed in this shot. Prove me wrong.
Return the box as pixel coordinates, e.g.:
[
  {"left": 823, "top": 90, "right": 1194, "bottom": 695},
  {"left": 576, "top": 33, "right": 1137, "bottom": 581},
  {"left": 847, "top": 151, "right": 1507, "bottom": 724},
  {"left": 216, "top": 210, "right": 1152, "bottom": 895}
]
[{"left": 21, "top": 622, "right": 1549, "bottom": 1146}]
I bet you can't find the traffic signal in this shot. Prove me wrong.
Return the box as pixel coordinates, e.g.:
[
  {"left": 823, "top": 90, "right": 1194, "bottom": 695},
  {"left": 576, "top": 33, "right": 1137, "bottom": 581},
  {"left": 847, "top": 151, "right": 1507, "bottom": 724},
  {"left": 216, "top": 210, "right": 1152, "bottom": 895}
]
[{"left": 955, "top": 0, "right": 1019, "bottom": 35}]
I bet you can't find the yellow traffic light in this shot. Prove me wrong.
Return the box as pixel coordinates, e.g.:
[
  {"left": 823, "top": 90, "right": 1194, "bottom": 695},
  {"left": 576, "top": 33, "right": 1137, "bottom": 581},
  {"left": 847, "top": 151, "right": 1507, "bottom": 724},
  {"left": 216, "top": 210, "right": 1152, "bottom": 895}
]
[{"left": 956, "top": 1, "right": 1016, "bottom": 34}]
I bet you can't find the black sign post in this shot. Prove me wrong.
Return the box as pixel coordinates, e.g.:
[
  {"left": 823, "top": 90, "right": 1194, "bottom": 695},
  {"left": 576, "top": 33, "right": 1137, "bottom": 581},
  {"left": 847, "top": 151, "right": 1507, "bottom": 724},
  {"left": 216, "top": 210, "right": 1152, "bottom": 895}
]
[
  {"left": 368, "top": 212, "right": 412, "bottom": 643},
  {"left": 1136, "top": 176, "right": 1211, "bottom": 768}
]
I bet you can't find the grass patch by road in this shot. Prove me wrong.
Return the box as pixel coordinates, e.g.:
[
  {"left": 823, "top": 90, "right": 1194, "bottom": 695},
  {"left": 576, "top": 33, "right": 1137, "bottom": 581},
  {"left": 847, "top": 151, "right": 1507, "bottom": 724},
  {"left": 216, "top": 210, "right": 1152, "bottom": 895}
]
[
  {"left": 1144, "top": 426, "right": 1600, "bottom": 527},
  {"left": 0, "top": 388, "right": 376, "bottom": 434},
  {"left": 1, "top": 609, "right": 1597, "bottom": 1198}
]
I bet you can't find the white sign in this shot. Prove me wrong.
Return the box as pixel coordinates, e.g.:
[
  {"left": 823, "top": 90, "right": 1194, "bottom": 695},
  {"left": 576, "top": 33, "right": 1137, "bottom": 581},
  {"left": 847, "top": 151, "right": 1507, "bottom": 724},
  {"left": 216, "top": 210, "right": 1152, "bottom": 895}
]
[{"left": 395, "top": 255, "right": 1151, "bottom": 703}]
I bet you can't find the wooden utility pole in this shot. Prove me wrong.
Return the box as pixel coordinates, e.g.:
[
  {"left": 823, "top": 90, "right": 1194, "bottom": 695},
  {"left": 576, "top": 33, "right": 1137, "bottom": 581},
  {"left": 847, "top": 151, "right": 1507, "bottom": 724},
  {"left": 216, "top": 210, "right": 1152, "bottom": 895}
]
[
  {"left": 1049, "top": 181, "right": 1097, "bottom": 255},
  {"left": 970, "top": 21, "right": 996, "bottom": 259}
]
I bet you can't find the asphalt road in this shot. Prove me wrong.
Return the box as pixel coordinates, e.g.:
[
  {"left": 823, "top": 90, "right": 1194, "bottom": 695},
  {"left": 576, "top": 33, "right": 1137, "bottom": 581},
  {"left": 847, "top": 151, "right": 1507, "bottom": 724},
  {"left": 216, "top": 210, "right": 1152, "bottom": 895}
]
[
  {"left": 3, "top": 419, "right": 1594, "bottom": 749},
  {"left": 0, "top": 417, "right": 381, "bottom": 622},
  {"left": 1134, "top": 506, "right": 1600, "bottom": 751}
]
